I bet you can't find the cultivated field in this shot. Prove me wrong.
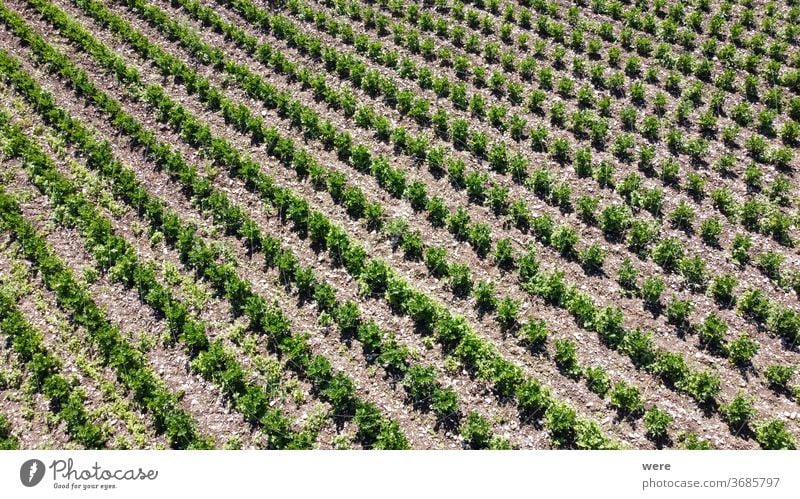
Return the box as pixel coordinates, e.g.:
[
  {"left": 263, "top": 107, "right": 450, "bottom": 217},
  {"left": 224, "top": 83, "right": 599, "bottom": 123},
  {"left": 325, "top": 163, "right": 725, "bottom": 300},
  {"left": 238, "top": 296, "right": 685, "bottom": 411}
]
[{"left": 0, "top": 0, "right": 798, "bottom": 449}]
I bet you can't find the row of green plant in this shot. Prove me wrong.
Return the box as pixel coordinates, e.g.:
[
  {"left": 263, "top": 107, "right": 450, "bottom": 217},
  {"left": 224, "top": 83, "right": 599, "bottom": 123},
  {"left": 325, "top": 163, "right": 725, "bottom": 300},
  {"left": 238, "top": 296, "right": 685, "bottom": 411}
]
[
  {"left": 204, "top": 0, "right": 795, "bottom": 448},
  {"left": 0, "top": 173, "right": 207, "bottom": 449},
  {"left": 331, "top": 0, "right": 800, "bottom": 253},
  {"left": 0, "top": 413, "right": 18, "bottom": 449},
  {"left": 146, "top": 0, "right": 800, "bottom": 379},
  {"left": 5, "top": 2, "right": 479, "bottom": 442},
  {"left": 0, "top": 283, "right": 107, "bottom": 448},
  {"left": 322, "top": 0, "right": 800, "bottom": 170},
  {"left": 231, "top": 0, "right": 800, "bottom": 343},
  {"left": 62, "top": 0, "right": 800, "bottom": 446},
  {"left": 94, "top": 0, "right": 691, "bottom": 429},
  {"left": 20, "top": 0, "right": 620, "bottom": 448},
  {"left": 284, "top": 0, "right": 797, "bottom": 216},
  {"left": 0, "top": 9, "right": 511, "bottom": 446},
  {"left": 0, "top": 38, "right": 413, "bottom": 449},
  {"left": 64, "top": 0, "right": 754, "bottom": 416},
  {"left": 0, "top": 232, "right": 155, "bottom": 449},
  {"left": 450, "top": 0, "right": 800, "bottom": 120},
  {"left": 0, "top": 109, "right": 325, "bottom": 448},
  {"left": 215, "top": 0, "right": 799, "bottom": 320}
]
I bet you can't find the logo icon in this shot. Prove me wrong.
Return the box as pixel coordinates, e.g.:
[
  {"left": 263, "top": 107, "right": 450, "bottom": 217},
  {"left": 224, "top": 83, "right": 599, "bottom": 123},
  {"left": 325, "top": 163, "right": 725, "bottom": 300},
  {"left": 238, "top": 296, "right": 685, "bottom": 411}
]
[{"left": 20, "top": 459, "right": 45, "bottom": 487}]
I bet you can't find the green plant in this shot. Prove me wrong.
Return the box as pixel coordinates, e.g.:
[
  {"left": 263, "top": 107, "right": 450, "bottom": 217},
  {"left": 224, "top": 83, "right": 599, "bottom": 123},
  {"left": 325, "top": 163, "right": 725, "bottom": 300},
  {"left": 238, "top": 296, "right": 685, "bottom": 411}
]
[
  {"left": 726, "top": 333, "right": 759, "bottom": 367},
  {"left": 678, "top": 432, "right": 713, "bottom": 450},
  {"left": 593, "top": 160, "right": 615, "bottom": 188},
  {"left": 460, "top": 411, "right": 492, "bottom": 449},
  {"left": 573, "top": 148, "right": 593, "bottom": 178},
  {"left": 685, "top": 172, "right": 706, "bottom": 200},
  {"left": 768, "top": 175, "right": 793, "bottom": 206},
  {"left": 679, "top": 370, "right": 721, "bottom": 405},
  {"left": 651, "top": 238, "right": 684, "bottom": 271},
  {"left": 576, "top": 195, "right": 599, "bottom": 224},
  {"left": 578, "top": 244, "right": 606, "bottom": 272},
  {"left": 447, "top": 207, "right": 471, "bottom": 240},
  {"left": 767, "top": 307, "right": 800, "bottom": 344},
  {"left": 755, "top": 419, "right": 796, "bottom": 449},
  {"left": 517, "top": 246, "right": 540, "bottom": 284},
  {"left": 616, "top": 172, "right": 641, "bottom": 206},
  {"left": 550, "top": 182, "right": 572, "bottom": 211},
  {"left": 730, "top": 233, "right": 752, "bottom": 266},
  {"left": 545, "top": 402, "right": 577, "bottom": 448},
  {"left": 679, "top": 256, "right": 707, "bottom": 290},
  {"left": 708, "top": 274, "right": 738, "bottom": 308},
  {"left": 640, "top": 276, "right": 665, "bottom": 310},
  {"left": 551, "top": 225, "right": 578, "bottom": 257},
  {"left": 473, "top": 280, "right": 497, "bottom": 313},
  {"left": 575, "top": 420, "right": 617, "bottom": 450},
  {"left": 449, "top": 263, "right": 473, "bottom": 297},
  {"left": 402, "top": 365, "right": 437, "bottom": 407},
  {"left": 699, "top": 217, "right": 722, "bottom": 247},
  {"left": 465, "top": 171, "right": 488, "bottom": 203},
  {"left": 516, "top": 378, "right": 551, "bottom": 420},
  {"left": 738, "top": 288, "right": 770, "bottom": 323},
  {"left": 721, "top": 392, "right": 755, "bottom": 432},
  {"left": 508, "top": 199, "right": 532, "bottom": 231},
  {"left": 626, "top": 220, "right": 657, "bottom": 255},
  {"left": 764, "top": 365, "right": 796, "bottom": 390},
  {"left": 661, "top": 157, "right": 680, "bottom": 184},
  {"left": 644, "top": 408, "right": 672, "bottom": 442},
  {"left": 487, "top": 184, "right": 509, "bottom": 214},
  {"left": 0, "top": 413, "right": 18, "bottom": 449},
  {"left": 609, "top": 381, "right": 644, "bottom": 419},
  {"left": 342, "top": 186, "right": 366, "bottom": 218},
  {"left": 621, "top": 329, "right": 657, "bottom": 368},
  {"left": 584, "top": 366, "right": 611, "bottom": 397},
  {"left": 493, "top": 238, "right": 516, "bottom": 270},
  {"left": 404, "top": 180, "right": 428, "bottom": 211},
  {"left": 531, "top": 167, "right": 554, "bottom": 197},
  {"left": 744, "top": 163, "right": 764, "bottom": 191},
  {"left": 665, "top": 297, "right": 693, "bottom": 328},
  {"left": 612, "top": 133, "right": 635, "bottom": 161},
  {"left": 400, "top": 230, "right": 423, "bottom": 261},
  {"left": 519, "top": 320, "right": 548, "bottom": 352},
  {"left": 554, "top": 339, "right": 581, "bottom": 378},
  {"left": 640, "top": 188, "right": 664, "bottom": 217},
  {"left": 468, "top": 223, "right": 492, "bottom": 257},
  {"left": 740, "top": 199, "right": 767, "bottom": 232},
  {"left": 595, "top": 306, "right": 626, "bottom": 348},
  {"left": 712, "top": 188, "right": 737, "bottom": 219},
  {"left": 698, "top": 313, "right": 728, "bottom": 353},
  {"left": 756, "top": 251, "right": 784, "bottom": 281},
  {"left": 599, "top": 204, "right": 631, "bottom": 241},
  {"left": 431, "top": 388, "right": 460, "bottom": 424},
  {"left": 424, "top": 247, "right": 449, "bottom": 278},
  {"left": 617, "top": 258, "right": 639, "bottom": 292},
  {"left": 495, "top": 296, "right": 520, "bottom": 333},
  {"left": 669, "top": 201, "right": 695, "bottom": 232}
]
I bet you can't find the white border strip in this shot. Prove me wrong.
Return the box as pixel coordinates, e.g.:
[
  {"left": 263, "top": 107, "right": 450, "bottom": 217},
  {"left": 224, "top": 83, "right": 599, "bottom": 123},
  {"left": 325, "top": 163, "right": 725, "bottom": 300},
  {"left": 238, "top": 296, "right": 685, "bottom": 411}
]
[{"left": 1, "top": 451, "right": 797, "bottom": 498}]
